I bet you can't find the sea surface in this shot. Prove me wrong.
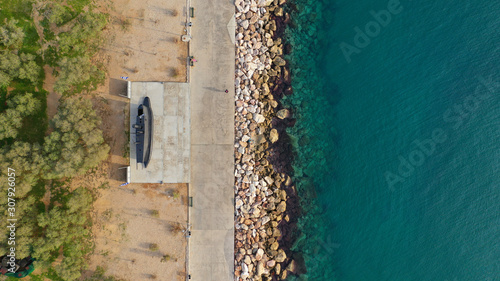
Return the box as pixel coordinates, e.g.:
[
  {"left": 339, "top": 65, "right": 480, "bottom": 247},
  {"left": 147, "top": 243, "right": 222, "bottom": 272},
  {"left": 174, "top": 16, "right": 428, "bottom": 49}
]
[{"left": 284, "top": 0, "right": 500, "bottom": 280}]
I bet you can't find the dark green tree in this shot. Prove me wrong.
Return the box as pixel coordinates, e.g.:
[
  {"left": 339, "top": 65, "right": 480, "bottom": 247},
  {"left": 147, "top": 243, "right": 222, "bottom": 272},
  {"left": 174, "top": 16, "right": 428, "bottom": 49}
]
[
  {"left": 0, "top": 51, "right": 41, "bottom": 87},
  {"left": 0, "top": 18, "right": 25, "bottom": 48},
  {"left": 57, "top": 12, "right": 107, "bottom": 55},
  {"left": 46, "top": 3, "right": 72, "bottom": 26},
  {"left": 53, "top": 55, "right": 104, "bottom": 94},
  {"left": 0, "top": 50, "right": 21, "bottom": 87},
  {"left": 0, "top": 142, "right": 44, "bottom": 197},
  {"left": 32, "top": 187, "right": 93, "bottom": 281},
  {"left": 0, "top": 93, "right": 41, "bottom": 140},
  {"left": 42, "top": 97, "right": 109, "bottom": 179}
]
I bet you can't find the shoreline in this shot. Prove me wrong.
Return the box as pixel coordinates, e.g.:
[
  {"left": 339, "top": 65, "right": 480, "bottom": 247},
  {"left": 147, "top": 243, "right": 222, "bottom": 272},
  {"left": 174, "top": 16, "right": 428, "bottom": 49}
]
[{"left": 233, "top": 0, "right": 303, "bottom": 280}]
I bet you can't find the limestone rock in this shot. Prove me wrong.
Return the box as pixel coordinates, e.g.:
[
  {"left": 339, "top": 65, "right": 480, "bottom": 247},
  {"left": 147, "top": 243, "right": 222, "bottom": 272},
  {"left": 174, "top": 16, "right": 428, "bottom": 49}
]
[
  {"left": 273, "top": 56, "right": 286, "bottom": 66},
  {"left": 269, "top": 129, "right": 279, "bottom": 143},
  {"left": 254, "top": 134, "right": 267, "bottom": 145},
  {"left": 261, "top": 216, "right": 270, "bottom": 225},
  {"left": 236, "top": 198, "right": 243, "bottom": 209},
  {"left": 241, "top": 20, "right": 249, "bottom": 29},
  {"left": 281, "top": 269, "right": 288, "bottom": 279},
  {"left": 255, "top": 248, "right": 264, "bottom": 261},
  {"left": 276, "top": 201, "right": 286, "bottom": 213},
  {"left": 250, "top": 15, "right": 259, "bottom": 25},
  {"left": 274, "top": 7, "right": 283, "bottom": 17},
  {"left": 286, "top": 259, "right": 297, "bottom": 274},
  {"left": 275, "top": 249, "right": 287, "bottom": 262},
  {"left": 276, "top": 109, "right": 290, "bottom": 119},
  {"left": 257, "top": 261, "right": 266, "bottom": 276},
  {"left": 253, "top": 113, "right": 265, "bottom": 123},
  {"left": 244, "top": 255, "right": 252, "bottom": 265}
]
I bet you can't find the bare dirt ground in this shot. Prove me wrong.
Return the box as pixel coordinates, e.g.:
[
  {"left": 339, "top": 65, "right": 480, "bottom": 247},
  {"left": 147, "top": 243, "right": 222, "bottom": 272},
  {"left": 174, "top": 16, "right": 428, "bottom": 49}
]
[
  {"left": 83, "top": 182, "right": 189, "bottom": 281},
  {"left": 97, "top": 0, "right": 189, "bottom": 85},
  {"left": 43, "top": 65, "right": 60, "bottom": 121}
]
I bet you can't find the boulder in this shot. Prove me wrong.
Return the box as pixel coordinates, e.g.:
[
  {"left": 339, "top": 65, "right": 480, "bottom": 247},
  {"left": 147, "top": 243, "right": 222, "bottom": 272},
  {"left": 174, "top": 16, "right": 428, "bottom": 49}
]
[
  {"left": 287, "top": 259, "right": 297, "bottom": 274},
  {"left": 244, "top": 255, "right": 252, "bottom": 265},
  {"left": 236, "top": 198, "right": 243, "bottom": 209},
  {"left": 255, "top": 248, "right": 264, "bottom": 261},
  {"left": 269, "top": 129, "right": 279, "bottom": 143},
  {"left": 241, "top": 20, "right": 249, "bottom": 29},
  {"left": 276, "top": 109, "right": 290, "bottom": 119},
  {"left": 275, "top": 249, "right": 287, "bottom": 262},
  {"left": 281, "top": 269, "right": 288, "bottom": 279},
  {"left": 257, "top": 261, "right": 267, "bottom": 276},
  {"left": 261, "top": 216, "right": 271, "bottom": 225},
  {"left": 275, "top": 263, "right": 281, "bottom": 275},
  {"left": 250, "top": 15, "right": 259, "bottom": 25},
  {"left": 253, "top": 113, "right": 265, "bottom": 123},
  {"left": 241, "top": 263, "right": 249, "bottom": 277},
  {"left": 274, "top": 7, "right": 283, "bottom": 17},
  {"left": 273, "top": 56, "right": 286, "bottom": 66},
  {"left": 276, "top": 201, "right": 286, "bottom": 213},
  {"left": 254, "top": 134, "right": 267, "bottom": 145}
]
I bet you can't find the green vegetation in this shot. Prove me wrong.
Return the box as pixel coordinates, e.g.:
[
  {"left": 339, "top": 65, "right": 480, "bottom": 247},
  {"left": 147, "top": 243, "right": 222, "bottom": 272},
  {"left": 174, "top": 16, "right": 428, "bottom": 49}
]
[
  {"left": 43, "top": 98, "right": 110, "bottom": 179},
  {"left": 0, "top": 97, "right": 109, "bottom": 280},
  {"left": 43, "top": 7, "right": 108, "bottom": 94},
  {"left": 0, "top": 93, "right": 40, "bottom": 140},
  {"left": 148, "top": 243, "right": 159, "bottom": 252},
  {"left": 0, "top": 0, "right": 111, "bottom": 280},
  {"left": 150, "top": 209, "right": 159, "bottom": 218},
  {"left": 172, "top": 190, "right": 180, "bottom": 199},
  {"left": 160, "top": 254, "right": 177, "bottom": 263},
  {"left": 83, "top": 266, "right": 126, "bottom": 281}
]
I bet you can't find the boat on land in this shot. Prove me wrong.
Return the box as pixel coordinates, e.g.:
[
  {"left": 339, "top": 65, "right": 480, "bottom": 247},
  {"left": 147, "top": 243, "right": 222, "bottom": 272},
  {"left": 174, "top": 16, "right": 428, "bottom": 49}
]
[{"left": 133, "top": 97, "right": 153, "bottom": 168}]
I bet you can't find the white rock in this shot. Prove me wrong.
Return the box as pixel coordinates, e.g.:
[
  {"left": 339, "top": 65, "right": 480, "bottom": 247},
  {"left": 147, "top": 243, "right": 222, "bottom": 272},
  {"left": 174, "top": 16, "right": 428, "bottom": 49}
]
[
  {"left": 241, "top": 20, "right": 249, "bottom": 29},
  {"left": 255, "top": 248, "right": 264, "bottom": 261},
  {"left": 241, "top": 263, "right": 249, "bottom": 277},
  {"left": 253, "top": 113, "right": 265, "bottom": 123},
  {"left": 261, "top": 216, "right": 270, "bottom": 225},
  {"left": 236, "top": 199, "right": 243, "bottom": 209}
]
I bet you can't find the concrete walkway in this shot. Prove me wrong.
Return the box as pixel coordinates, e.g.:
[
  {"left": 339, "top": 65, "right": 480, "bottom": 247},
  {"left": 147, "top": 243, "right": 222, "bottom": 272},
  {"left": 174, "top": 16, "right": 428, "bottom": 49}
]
[{"left": 188, "top": 0, "right": 235, "bottom": 280}]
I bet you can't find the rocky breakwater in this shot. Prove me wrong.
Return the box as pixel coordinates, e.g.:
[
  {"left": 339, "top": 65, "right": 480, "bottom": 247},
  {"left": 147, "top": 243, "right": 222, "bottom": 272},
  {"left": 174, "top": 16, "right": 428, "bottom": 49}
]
[{"left": 233, "top": 0, "right": 302, "bottom": 280}]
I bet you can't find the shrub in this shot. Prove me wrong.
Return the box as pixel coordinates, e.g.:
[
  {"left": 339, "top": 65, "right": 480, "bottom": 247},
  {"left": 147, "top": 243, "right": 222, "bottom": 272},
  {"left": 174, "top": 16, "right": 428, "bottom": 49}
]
[
  {"left": 149, "top": 243, "right": 159, "bottom": 251},
  {"left": 150, "top": 210, "right": 159, "bottom": 218}
]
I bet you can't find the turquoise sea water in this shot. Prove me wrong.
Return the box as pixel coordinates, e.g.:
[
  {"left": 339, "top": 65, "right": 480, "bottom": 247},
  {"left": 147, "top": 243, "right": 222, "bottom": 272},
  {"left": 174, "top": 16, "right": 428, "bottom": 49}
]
[{"left": 285, "top": 0, "right": 500, "bottom": 280}]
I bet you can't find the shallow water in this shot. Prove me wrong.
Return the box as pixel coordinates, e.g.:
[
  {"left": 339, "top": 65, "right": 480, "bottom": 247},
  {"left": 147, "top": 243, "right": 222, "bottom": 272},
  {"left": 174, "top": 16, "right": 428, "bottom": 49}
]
[{"left": 285, "top": 0, "right": 500, "bottom": 280}]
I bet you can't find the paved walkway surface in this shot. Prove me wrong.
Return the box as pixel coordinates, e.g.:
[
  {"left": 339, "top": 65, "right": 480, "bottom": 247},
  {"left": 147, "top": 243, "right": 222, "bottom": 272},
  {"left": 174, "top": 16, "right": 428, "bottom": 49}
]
[{"left": 188, "top": 0, "right": 235, "bottom": 280}]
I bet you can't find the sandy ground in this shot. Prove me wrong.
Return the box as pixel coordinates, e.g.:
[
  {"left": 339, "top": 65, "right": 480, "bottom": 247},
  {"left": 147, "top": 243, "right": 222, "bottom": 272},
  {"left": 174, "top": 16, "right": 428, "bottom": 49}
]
[
  {"left": 97, "top": 0, "right": 189, "bottom": 85},
  {"left": 83, "top": 182, "right": 189, "bottom": 281}
]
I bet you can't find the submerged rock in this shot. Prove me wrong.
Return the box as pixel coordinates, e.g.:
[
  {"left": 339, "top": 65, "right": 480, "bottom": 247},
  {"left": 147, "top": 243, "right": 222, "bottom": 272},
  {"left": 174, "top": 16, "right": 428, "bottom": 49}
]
[{"left": 276, "top": 109, "right": 290, "bottom": 119}]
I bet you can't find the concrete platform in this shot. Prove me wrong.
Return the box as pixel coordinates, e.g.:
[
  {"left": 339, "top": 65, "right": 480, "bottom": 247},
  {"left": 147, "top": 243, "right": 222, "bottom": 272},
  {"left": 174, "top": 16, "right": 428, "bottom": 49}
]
[{"left": 129, "top": 82, "right": 190, "bottom": 183}]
